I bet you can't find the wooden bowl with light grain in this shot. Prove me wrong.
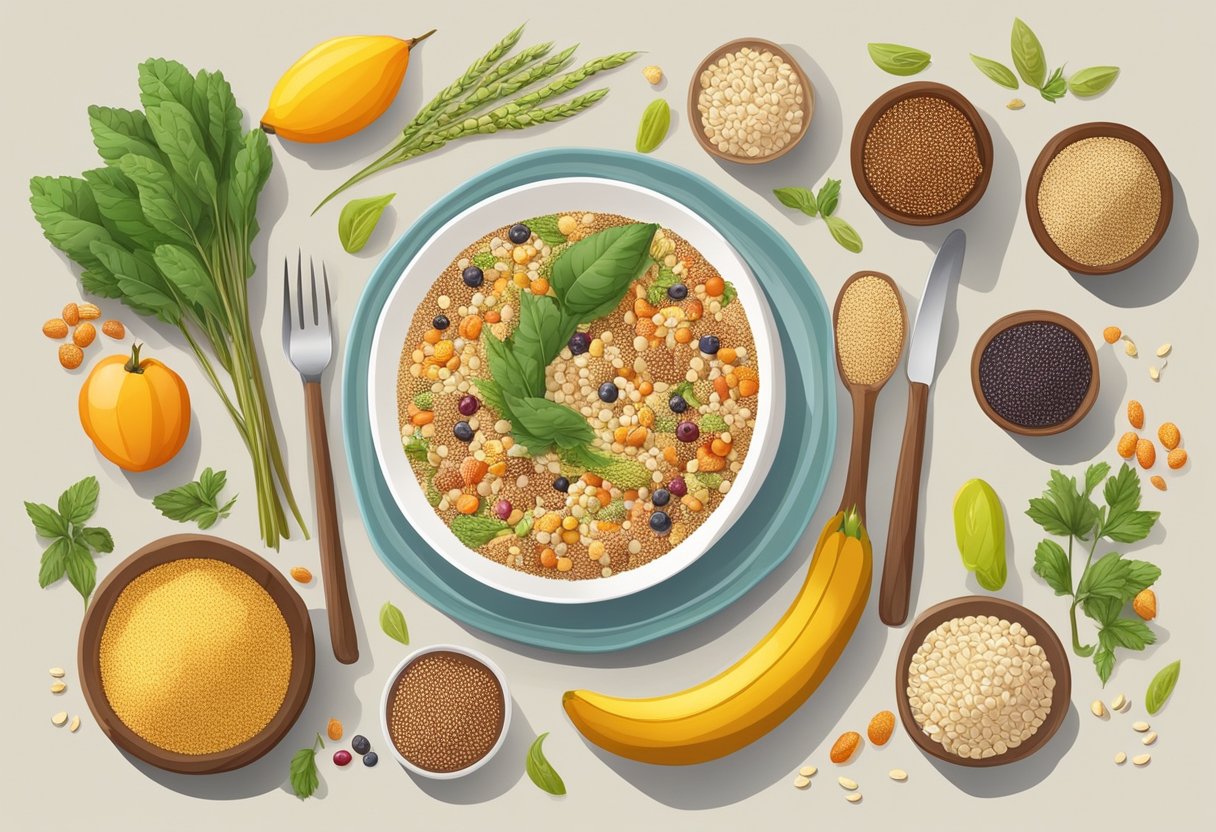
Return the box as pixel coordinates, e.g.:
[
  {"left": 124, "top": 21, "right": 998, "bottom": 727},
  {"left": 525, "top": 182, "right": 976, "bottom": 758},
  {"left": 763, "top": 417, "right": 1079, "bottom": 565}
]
[{"left": 78, "top": 534, "right": 314, "bottom": 774}]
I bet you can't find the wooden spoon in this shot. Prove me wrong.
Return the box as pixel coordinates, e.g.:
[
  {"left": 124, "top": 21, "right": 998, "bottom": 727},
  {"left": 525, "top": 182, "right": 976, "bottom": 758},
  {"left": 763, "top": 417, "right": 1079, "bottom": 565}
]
[{"left": 832, "top": 272, "right": 908, "bottom": 522}]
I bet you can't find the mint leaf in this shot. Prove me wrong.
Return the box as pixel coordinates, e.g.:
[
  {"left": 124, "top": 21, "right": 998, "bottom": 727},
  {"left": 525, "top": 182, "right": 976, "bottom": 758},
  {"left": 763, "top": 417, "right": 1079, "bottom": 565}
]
[
  {"left": 1084, "top": 462, "right": 1111, "bottom": 497},
  {"left": 1083, "top": 595, "right": 1122, "bottom": 626},
  {"left": 1094, "top": 642, "right": 1115, "bottom": 685},
  {"left": 78, "top": 526, "right": 115, "bottom": 554},
  {"left": 1101, "top": 617, "right": 1155, "bottom": 650},
  {"left": 1101, "top": 463, "right": 1158, "bottom": 543},
  {"left": 58, "top": 476, "right": 100, "bottom": 526},
  {"left": 1040, "top": 66, "right": 1068, "bottom": 102},
  {"left": 39, "top": 538, "right": 70, "bottom": 588},
  {"left": 63, "top": 539, "right": 97, "bottom": 604},
  {"left": 1032, "top": 539, "right": 1071, "bottom": 595},
  {"left": 152, "top": 468, "right": 236, "bottom": 529},
  {"left": 25, "top": 501, "right": 67, "bottom": 539},
  {"left": 289, "top": 734, "right": 324, "bottom": 799},
  {"left": 815, "top": 179, "right": 841, "bottom": 218},
  {"left": 773, "top": 187, "right": 817, "bottom": 217}
]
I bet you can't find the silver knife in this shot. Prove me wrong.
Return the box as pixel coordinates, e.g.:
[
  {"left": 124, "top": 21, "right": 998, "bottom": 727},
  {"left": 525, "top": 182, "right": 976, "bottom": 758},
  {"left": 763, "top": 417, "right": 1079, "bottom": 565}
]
[{"left": 879, "top": 229, "right": 966, "bottom": 626}]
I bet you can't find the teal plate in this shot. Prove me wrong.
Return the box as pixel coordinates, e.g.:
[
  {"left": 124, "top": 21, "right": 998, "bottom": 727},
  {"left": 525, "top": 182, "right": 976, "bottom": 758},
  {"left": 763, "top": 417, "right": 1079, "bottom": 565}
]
[{"left": 342, "top": 148, "right": 835, "bottom": 653}]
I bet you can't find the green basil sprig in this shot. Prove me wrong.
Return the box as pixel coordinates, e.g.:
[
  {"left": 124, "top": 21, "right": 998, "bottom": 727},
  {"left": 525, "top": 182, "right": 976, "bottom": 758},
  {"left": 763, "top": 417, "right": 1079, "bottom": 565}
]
[
  {"left": 971, "top": 19, "right": 1119, "bottom": 104},
  {"left": 866, "top": 43, "right": 931, "bottom": 76},
  {"left": 338, "top": 193, "right": 395, "bottom": 253},
  {"left": 1040, "top": 66, "right": 1067, "bottom": 102},
  {"left": 773, "top": 177, "right": 862, "bottom": 253},
  {"left": 26, "top": 476, "right": 114, "bottom": 605},
  {"left": 526, "top": 732, "right": 567, "bottom": 795}
]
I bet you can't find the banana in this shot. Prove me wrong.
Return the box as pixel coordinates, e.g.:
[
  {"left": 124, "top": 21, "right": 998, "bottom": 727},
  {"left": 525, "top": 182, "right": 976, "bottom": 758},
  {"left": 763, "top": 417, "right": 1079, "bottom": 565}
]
[
  {"left": 563, "top": 509, "right": 871, "bottom": 765},
  {"left": 261, "top": 29, "right": 436, "bottom": 143}
]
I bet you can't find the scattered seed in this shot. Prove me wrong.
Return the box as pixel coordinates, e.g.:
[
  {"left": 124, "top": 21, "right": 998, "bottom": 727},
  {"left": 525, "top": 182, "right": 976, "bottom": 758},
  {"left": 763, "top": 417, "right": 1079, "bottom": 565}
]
[
  {"left": 1091, "top": 699, "right": 1107, "bottom": 718},
  {"left": 1155, "top": 343, "right": 1171, "bottom": 357},
  {"left": 889, "top": 769, "right": 908, "bottom": 781},
  {"left": 1127, "top": 400, "right": 1145, "bottom": 429},
  {"left": 794, "top": 775, "right": 811, "bottom": 789},
  {"left": 838, "top": 777, "right": 858, "bottom": 790},
  {"left": 798, "top": 765, "right": 817, "bottom": 778},
  {"left": 1150, "top": 475, "right": 1166, "bottom": 491},
  {"left": 1124, "top": 339, "right": 1138, "bottom": 357},
  {"left": 1142, "top": 732, "right": 1158, "bottom": 745},
  {"left": 69, "top": 716, "right": 81, "bottom": 732},
  {"left": 1007, "top": 98, "right": 1025, "bottom": 110},
  {"left": 1132, "top": 754, "right": 1151, "bottom": 766},
  {"left": 1132, "top": 721, "right": 1150, "bottom": 732},
  {"left": 52, "top": 712, "right": 68, "bottom": 727},
  {"left": 846, "top": 793, "right": 863, "bottom": 803},
  {"left": 1111, "top": 694, "right": 1128, "bottom": 711},
  {"left": 50, "top": 682, "right": 66, "bottom": 694},
  {"left": 1114, "top": 751, "right": 1127, "bottom": 764},
  {"left": 1102, "top": 326, "right": 1122, "bottom": 344},
  {"left": 1149, "top": 366, "right": 1160, "bottom": 381},
  {"left": 49, "top": 667, "right": 65, "bottom": 678}
]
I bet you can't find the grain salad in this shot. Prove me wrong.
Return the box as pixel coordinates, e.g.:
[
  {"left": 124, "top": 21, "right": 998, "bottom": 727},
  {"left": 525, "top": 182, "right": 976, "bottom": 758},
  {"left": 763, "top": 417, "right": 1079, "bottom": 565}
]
[{"left": 396, "top": 213, "right": 761, "bottom": 581}]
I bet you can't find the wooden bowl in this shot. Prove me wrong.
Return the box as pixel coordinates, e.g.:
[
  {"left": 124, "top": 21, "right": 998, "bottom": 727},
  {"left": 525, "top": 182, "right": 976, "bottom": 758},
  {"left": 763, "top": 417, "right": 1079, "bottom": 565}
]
[
  {"left": 970, "top": 309, "right": 1099, "bottom": 437},
  {"left": 687, "top": 37, "right": 813, "bottom": 164},
  {"left": 1025, "top": 122, "right": 1173, "bottom": 275},
  {"left": 78, "top": 534, "right": 315, "bottom": 774},
  {"left": 896, "top": 596, "right": 1072, "bottom": 767},
  {"left": 850, "top": 81, "right": 993, "bottom": 225}
]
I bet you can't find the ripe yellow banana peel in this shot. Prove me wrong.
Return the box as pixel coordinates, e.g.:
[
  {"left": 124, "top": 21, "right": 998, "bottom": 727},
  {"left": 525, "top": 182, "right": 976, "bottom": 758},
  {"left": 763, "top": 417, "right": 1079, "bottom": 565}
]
[
  {"left": 261, "top": 29, "right": 436, "bottom": 143},
  {"left": 563, "top": 509, "right": 871, "bottom": 765}
]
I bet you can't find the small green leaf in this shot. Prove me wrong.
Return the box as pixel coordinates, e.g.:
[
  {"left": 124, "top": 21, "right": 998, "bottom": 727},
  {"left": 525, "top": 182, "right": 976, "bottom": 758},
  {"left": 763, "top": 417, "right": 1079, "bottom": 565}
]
[
  {"left": 635, "top": 99, "right": 671, "bottom": 154},
  {"left": 526, "top": 733, "right": 567, "bottom": 795},
  {"left": 970, "top": 54, "right": 1019, "bottom": 89},
  {"left": 38, "top": 538, "right": 70, "bottom": 588},
  {"left": 1040, "top": 66, "right": 1067, "bottom": 102},
  {"left": 25, "top": 501, "right": 67, "bottom": 539},
  {"left": 80, "top": 526, "right": 115, "bottom": 554},
  {"left": 521, "top": 215, "right": 568, "bottom": 247},
  {"left": 953, "top": 479, "right": 1006, "bottom": 590},
  {"left": 289, "top": 734, "right": 323, "bottom": 799},
  {"left": 58, "top": 476, "right": 100, "bottom": 526},
  {"left": 379, "top": 601, "right": 410, "bottom": 645},
  {"left": 773, "top": 187, "right": 817, "bottom": 217},
  {"left": 153, "top": 468, "right": 236, "bottom": 529},
  {"left": 451, "top": 515, "right": 510, "bottom": 548},
  {"left": 824, "top": 216, "right": 863, "bottom": 253},
  {"left": 1094, "top": 643, "right": 1115, "bottom": 685},
  {"left": 1144, "top": 660, "right": 1180, "bottom": 715},
  {"left": 338, "top": 193, "right": 395, "bottom": 253},
  {"left": 1033, "top": 539, "right": 1071, "bottom": 595},
  {"left": 1101, "top": 617, "right": 1155, "bottom": 650},
  {"left": 550, "top": 223, "right": 658, "bottom": 321},
  {"left": 63, "top": 540, "right": 97, "bottom": 603},
  {"left": 1084, "top": 462, "right": 1111, "bottom": 497},
  {"left": 815, "top": 179, "right": 841, "bottom": 218},
  {"left": 1011, "top": 17, "right": 1048, "bottom": 88},
  {"left": 1068, "top": 66, "right": 1120, "bottom": 97},
  {"left": 866, "top": 43, "right": 931, "bottom": 76}
]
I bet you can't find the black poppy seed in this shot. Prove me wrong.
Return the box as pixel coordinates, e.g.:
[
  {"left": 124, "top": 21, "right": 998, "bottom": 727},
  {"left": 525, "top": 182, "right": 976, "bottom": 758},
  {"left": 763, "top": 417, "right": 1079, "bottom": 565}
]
[{"left": 979, "top": 321, "right": 1092, "bottom": 428}]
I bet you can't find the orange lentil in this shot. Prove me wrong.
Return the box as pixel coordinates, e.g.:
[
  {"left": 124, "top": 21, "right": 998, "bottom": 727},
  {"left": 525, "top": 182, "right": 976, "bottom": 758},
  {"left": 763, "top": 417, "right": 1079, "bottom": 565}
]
[
  {"left": 1157, "top": 422, "right": 1180, "bottom": 450},
  {"left": 713, "top": 376, "right": 730, "bottom": 400},
  {"left": 289, "top": 566, "right": 313, "bottom": 584},
  {"left": 459, "top": 315, "right": 482, "bottom": 340},
  {"left": 634, "top": 297, "right": 656, "bottom": 317},
  {"left": 539, "top": 547, "right": 558, "bottom": 569},
  {"left": 1135, "top": 438, "right": 1156, "bottom": 469},
  {"left": 596, "top": 488, "right": 612, "bottom": 505},
  {"left": 1117, "top": 432, "right": 1138, "bottom": 458},
  {"left": 561, "top": 530, "right": 580, "bottom": 545},
  {"left": 705, "top": 276, "right": 725, "bottom": 297},
  {"left": 412, "top": 411, "right": 435, "bottom": 426},
  {"left": 674, "top": 326, "right": 693, "bottom": 344},
  {"left": 830, "top": 731, "right": 862, "bottom": 763},
  {"left": 327, "top": 718, "right": 343, "bottom": 741},
  {"left": 662, "top": 447, "right": 678, "bottom": 465},
  {"left": 529, "top": 277, "right": 550, "bottom": 295},
  {"left": 718, "top": 347, "right": 737, "bottom": 364},
  {"left": 725, "top": 372, "right": 739, "bottom": 388},
  {"left": 1167, "top": 448, "right": 1187, "bottom": 469},
  {"left": 625, "top": 426, "right": 649, "bottom": 447},
  {"left": 493, "top": 277, "right": 509, "bottom": 294},
  {"left": 485, "top": 309, "right": 501, "bottom": 324},
  {"left": 613, "top": 426, "right": 629, "bottom": 443},
  {"left": 1149, "top": 475, "right": 1166, "bottom": 491},
  {"left": 455, "top": 494, "right": 480, "bottom": 515},
  {"left": 1102, "top": 326, "right": 1122, "bottom": 344},
  {"left": 623, "top": 490, "right": 639, "bottom": 502},
  {"left": 638, "top": 381, "right": 654, "bottom": 396},
  {"left": 739, "top": 378, "right": 759, "bottom": 397},
  {"left": 582, "top": 472, "right": 603, "bottom": 488},
  {"left": 711, "top": 438, "right": 732, "bottom": 457},
  {"left": 423, "top": 328, "right": 442, "bottom": 345},
  {"left": 867, "top": 710, "right": 896, "bottom": 745}
]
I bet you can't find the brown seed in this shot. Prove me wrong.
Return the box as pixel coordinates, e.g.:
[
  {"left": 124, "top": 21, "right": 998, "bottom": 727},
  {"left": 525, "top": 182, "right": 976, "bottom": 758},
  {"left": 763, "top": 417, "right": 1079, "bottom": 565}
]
[
  {"left": 1127, "top": 400, "right": 1145, "bottom": 429},
  {"left": 1149, "top": 475, "right": 1166, "bottom": 492},
  {"left": 1116, "top": 432, "right": 1138, "bottom": 459},
  {"left": 867, "top": 710, "right": 896, "bottom": 746},
  {"left": 58, "top": 344, "right": 84, "bottom": 369},
  {"left": 289, "top": 566, "right": 313, "bottom": 584},
  {"left": 78, "top": 302, "right": 101, "bottom": 320},
  {"left": 1157, "top": 422, "right": 1180, "bottom": 451},
  {"left": 830, "top": 731, "right": 861, "bottom": 763},
  {"left": 62, "top": 303, "right": 80, "bottom": 326},
  {"left": 73, "top": 322, "right": 96, "bottom": 348},
  {"left": 43, "top": 318, "right": 69, "bottom": 339},
  {"left": 1167, "top": 448, "right": 1187, "bottom": 470},
  {"left": 1135, "top": 439, "right": 1156, "bottom": 469},
  {"left": 101, "top": 320, "right": 126, "bottom": 339}
]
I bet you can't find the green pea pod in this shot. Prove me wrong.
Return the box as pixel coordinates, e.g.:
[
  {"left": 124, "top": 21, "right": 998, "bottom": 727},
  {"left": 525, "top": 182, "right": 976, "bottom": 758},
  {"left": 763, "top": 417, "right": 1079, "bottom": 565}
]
[{"left": 635, "top": 99, "right": 670, "bottom": 154}]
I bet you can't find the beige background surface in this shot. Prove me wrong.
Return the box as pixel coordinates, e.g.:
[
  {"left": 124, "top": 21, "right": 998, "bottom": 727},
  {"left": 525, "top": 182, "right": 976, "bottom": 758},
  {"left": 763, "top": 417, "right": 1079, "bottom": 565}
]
[{"left": 2, "top": 0, "right": 1211, "bottom": 828}]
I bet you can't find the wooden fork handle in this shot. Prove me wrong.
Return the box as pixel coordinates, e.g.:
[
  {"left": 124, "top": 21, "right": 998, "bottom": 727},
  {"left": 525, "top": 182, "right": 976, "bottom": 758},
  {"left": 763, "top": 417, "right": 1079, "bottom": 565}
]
[
  {"left": 304, "top": 381, "right": 359, "bottom": 664},
  {"left": 880, "top": 380, "right": 930, "bottom": 626}
]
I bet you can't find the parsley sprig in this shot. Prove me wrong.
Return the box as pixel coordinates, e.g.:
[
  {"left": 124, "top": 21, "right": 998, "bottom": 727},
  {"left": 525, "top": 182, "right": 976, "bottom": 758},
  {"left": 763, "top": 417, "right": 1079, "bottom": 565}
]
[
  {"left": 25, "top": 476, "right": 114, "bottom": 605},
  {"left": 152, "top": 467, "right": 237, "bottom": 529},
  {"left": 1028, "top": 462, "right": 1161, "bottom": 684}
]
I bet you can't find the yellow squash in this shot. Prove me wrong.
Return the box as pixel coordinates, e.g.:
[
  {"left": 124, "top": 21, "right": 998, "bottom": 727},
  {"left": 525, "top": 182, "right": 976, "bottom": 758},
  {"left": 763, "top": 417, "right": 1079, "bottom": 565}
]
[
  {"left": 262, "top": 29, "right": 436, "bottom": 143},
  {"left": 563, "top": 509, "right": 872, "bottom": 765}
]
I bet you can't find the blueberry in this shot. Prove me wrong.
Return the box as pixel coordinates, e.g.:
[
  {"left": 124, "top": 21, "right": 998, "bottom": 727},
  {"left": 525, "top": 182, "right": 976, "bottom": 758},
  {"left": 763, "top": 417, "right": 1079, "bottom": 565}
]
[
  {"left": 598, "top": 382, "right": 619, "bottom": 403},
  {"left": 651, "top": 488, "right": 671, "bottom": 507},
  {"left": 699, "top": 334, "right": 720, "bottom": 355},
  {"left": 649, "top": 511, "right": 672, "bottom": 534},
  {"left": 667, "top": 283, "right": 689, "bottom": 300},
  {"left": 351, "top": 735, "right": 371, "bottom": 755},
  {"left": 453, "top": 421, "right": 474, "bottom": 442},
  {"left": 458, "top": 395, "right": 480, "bottom": 416},
  {"left": 568, "top": 332, "right": 591, "bottom": 355},
  {"left": 668, "top": 394, "right": 688, "bottom": 413},
  {"left": 676, "top": 421, "right": 700, "bottom": 443},
  {"left": 432, "top": 314, "right": 450, "bottom": 330},
  {"left": 362, "top": 751, "right": 379, "bottom": 767},
  {"left": 508, "top": 223, "right": 531, "bottom": 244},
  {"left": 462, "top": 266, "right": 484, "bottom": 288},
  {"left": 668, "top": 477, "right": 687, "bottom": 497},
  {"left": 553, "top": 476, "right": 570, "bottom": 493}
]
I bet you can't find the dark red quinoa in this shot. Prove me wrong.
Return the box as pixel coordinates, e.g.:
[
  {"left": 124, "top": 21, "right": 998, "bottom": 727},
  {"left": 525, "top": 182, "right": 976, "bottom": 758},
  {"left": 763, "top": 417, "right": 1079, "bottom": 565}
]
[{"left": 978, "top": 321, "right": 1092, "bottom": 428}]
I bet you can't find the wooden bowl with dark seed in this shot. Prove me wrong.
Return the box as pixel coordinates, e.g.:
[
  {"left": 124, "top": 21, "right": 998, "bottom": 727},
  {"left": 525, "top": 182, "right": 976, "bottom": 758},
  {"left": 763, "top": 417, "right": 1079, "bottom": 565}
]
[
  {"left": 970, "top": 309, "right": 1099, "bottom": 437},
  {"left": 687, "top": 37, "right": 814, "bottom": 165},
  {"left": 850, "top": 81, "right": 993, "bottom": 226},
  {"left": 1025, "top": 122, "right": 1173, "bottom": 275},
  {"left": 78, "top": 534, "right": 315, "bottom": 774},
  {"left": 897, "top": 596, "right": 1072, "bottom": 768}
]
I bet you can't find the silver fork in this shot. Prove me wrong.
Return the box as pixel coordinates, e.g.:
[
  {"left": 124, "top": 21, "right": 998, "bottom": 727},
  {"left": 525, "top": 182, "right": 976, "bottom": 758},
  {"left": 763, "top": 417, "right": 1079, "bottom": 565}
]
[{"left": 283, "top": 254, "right": 358, "bottom": 665}]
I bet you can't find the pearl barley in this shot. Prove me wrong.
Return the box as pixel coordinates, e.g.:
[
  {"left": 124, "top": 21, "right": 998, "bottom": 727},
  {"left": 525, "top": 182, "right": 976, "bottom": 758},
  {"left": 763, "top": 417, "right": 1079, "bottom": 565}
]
[{"left": 696, "top": 47, "right": 805, "bottom": 159}]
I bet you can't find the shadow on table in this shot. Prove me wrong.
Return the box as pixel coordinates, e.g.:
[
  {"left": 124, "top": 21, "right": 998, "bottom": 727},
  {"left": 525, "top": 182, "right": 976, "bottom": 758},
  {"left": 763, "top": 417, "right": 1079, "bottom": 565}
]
[
  {"left": 1068, "top": 174, "right": 1197, "bottom": 308},
  {"left": 408, "top": 696, "right": 531, "bottom": 803},
  {"left": 929, "top": 704, "right": 1079, "bottom": 797}
]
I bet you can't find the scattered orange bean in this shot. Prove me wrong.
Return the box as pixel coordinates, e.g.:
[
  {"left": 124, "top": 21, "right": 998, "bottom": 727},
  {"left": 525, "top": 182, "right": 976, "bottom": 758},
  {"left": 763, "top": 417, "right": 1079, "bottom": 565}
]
[
  {"left": 1102, "top": 326, "right": 1122, "bottom": 344},
  {"left": 459, "top": 315, "right": 483, "bottom": 340},
  {"left": 1127, "top": 400, "right": 1145, "bottom": 429},
  {"left": 540, "top": 547, "right": 558, "bottom": 569},
  {"left": 62, "top": 303, "right": 80, "bottom": 326},
  {"left": 711, "top": 438, "right": 732, "bottom": 457},
  {"left": 625, "top": 426, "right": 648, "bottom": 447},
  {"left": 289, "top": 566, "right": 313, "bottom": 583},
  {"left": 485, "top": 309, "right": 501, "bottom": 324},
  {"left": 1167, "top": 448, "right": 1187, "bottom": 470},
  {"left": 1135, "top": 438, "right": 1156, "bottom": 469},
  {"left": 739, "top": 378, "right": 759, "bottom": 397},
  {"left": 58, "top": 344, "right": 83, "bottom": 369},
  {"left": 705, "top": 276, "right": 725, "bottom": 297},
  {"left": 662, "top": 447, "right": 678, "bottom": 465},
  {"left": 674, "top": 326, "right": 693, "bottom": 344},
  {"left": 1157, "top": 422, "right": 1180, "bottom": 450},
  {"left": 455, "top": 494, "right": 480, "bottom": 515},
  {"left": 529, "top": 277, "right": 550, "bottom": 295},
  {"left": 830, "top": 731, "right": 861, "bottom": 763},
  {"left": 634, "top": 297, "right": 656, "bottom": 317},
  {"left": 867, "top": 710, "right": 896, "bottom": 745},
  {"left": 101, "top": 319, "right": 126, "bottom": 339},
  {"left": 73, "top": 322, "right": 96, "bottom": 348},
  {"left": 718, "top": 347, "right": 738, "bottom": 364},
  {"left": 327, "top": 718, "right": 343, "bottom": 741},
  {"left": 411, "top": 411, "right": 434, "bottom": 426},
  {"left": 1149, "top": 475, "right": 1166, "bottom": 491},
  {"left": 713, "top": 376, "right": 730, "bottom": 401},
  {"left": 1116, "top": 432, "right": 1138, "bottom": 459},
  {"left": 78, "top": 302, "right": 101, "bottom": 320},
  {"left": 638, "top": 381, "right": 654, "bottom": 396},
  {"left": 43, "top": 318, "right": 68, "bottom": 339}
]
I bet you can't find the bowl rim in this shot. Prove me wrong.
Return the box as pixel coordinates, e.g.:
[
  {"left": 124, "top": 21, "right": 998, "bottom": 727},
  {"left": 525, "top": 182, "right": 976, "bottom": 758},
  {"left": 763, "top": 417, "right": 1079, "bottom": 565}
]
[
  {"left": 686, "top": 36, "right": 814, "bottom": 165},
  {"left": 850, "top": 81, "right": 994, "bottom": 226},
  {"left": 379, "top": 643, "right": 513, "bottom": 779},
  {"left": 1024, "top": 121, "right": 1173, "bottom": 275},
  {"left": 970, "top": 309, "right": 1100, "bottom": 436},
  {"left": 895, "top": 595, "right": 1072, "bottom": 767},
  {"left": 77, "top": 533, "right": 315, "bottom": 774}
]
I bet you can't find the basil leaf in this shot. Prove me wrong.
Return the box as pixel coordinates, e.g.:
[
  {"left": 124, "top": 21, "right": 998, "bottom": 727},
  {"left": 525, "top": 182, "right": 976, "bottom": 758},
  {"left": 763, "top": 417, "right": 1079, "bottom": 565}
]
[
  {"left": 194, "top": 68, "right": 242, "bottom": 171},
  {"left": 1144, "top": 660, "right": 1180, "bottom": 715},
  {"left": 525, "top": 733, "right": 567, "bottom": 795},
  {"left": 507, "top": 395, "right": 594, "bottom": 450},
  {"left": 815, "top": 178, "right": 841, "bottom": 218},
  {"left": 116, "top": 153, "right": 205, "bottom": 246},
  {"left": 138, "top": 59, "right": 198, "bottom": 123},
  {"left": 773, "top": 186, "right": 817, "bottom": 217},
  {"left": 1011, "top": 17, "right": 1048, "bottom": 88},
  {"left": 549, "top": 223, "right": 657, "bottom": 321},
  {"left": 1068, "top": 66, "right": 1120, "bottom": 98},
  {"left": 953, "top": 479, "right": 1006, "bottom": 590},
  {"left": 635, "top": 98, "right": 671, "bottom": 153},
  {"left": 513, "top": 293, "right": 571, "bottom": 393},
  {"left": 522, "top": 215, "right": 568, "bottom": 247},
  {"left": 484, "top": 331, "right": 533, "bottom": 400},
  {"left": 289, "top": 740, "right": 322, "bottom": 799},
  {"left": 824, "top": 216, "right": 863, "bottom": 253},
  {"left": 866, "top": 43, "right": 931, "bottom": 76},
  {"left": 145, "top": 101, "right": 218, "bottom": 207},
  {"left": 38, "top": 538, "right": 70, "bottom": 588},
  {"left": 28, "top": 175, "right": 114, "bottom": 273},
  {"left": 1039, "top": 66, "right": 1067, "bottom": 103},
  {"left": 25, "top": 501, "right": 67, "bottom": 539},
  {"left": 451, "top": 515, "right": 510, "bottom": 548},
  {"left": 80, "top": 526, "right": 115, "bottom": 554},
  {"left": 153, "top": 468, "right": 236, "bottom": 529},
  {"left": 155, "top": 244, "right": 224, "bottom": 319},
  {"left": 473, "top": 377, "right": 511, "bottom": 421},
  {"left": 87, "top": 105, "right": 161, "bottom": 166},
  {"left": 969, "top": 54, "right": 1019, "bottom": 89},
  {"left": 227, "top": 129, "right": 272, "bottom": 239},
  {"left": 379, "top": 601, "right": 410, "bottom": 645},
  {"left": 338, "top": 192, "right": 395, "bottom": 253},
  {"left": 91, "top": 240, "right": 182, "bottom": 324},
  {"left": 83, "top": 166, "right": 164, "bottom": 253},
  {"left": 1032, "top": 539, "right": 1071, "bottom": 595},
  {"left": 63, "top": 539, "right": 97, "bottom": 603},
  {"left": 57, "top": 476, "right": 100, "bottom": 526}
]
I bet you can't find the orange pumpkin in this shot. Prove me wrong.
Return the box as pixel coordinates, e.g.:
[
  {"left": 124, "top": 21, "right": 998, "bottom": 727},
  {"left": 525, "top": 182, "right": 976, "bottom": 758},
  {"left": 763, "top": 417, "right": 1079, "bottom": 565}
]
[{"left": 79, "top": 343, "right": 191, "bottom": 471}]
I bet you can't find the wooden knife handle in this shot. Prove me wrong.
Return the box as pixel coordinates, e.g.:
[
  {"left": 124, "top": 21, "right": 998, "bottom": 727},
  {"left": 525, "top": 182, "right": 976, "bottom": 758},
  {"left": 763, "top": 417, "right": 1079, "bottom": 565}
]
[
  {"left": 880, "top": 381, "right": 930, "bottom": 626},
  {"left": 304, "top": 381, "right": 359, "bottom": 664}
]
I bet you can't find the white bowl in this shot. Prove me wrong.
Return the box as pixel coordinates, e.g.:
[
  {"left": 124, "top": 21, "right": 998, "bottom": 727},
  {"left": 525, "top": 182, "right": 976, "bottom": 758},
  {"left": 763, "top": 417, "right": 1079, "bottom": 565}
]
[
  {"left": 379, "top": 643, "right": 512, "bottom": 779},
  {"left": 368, "top": 177, "right": 784, "bottom": 603}
]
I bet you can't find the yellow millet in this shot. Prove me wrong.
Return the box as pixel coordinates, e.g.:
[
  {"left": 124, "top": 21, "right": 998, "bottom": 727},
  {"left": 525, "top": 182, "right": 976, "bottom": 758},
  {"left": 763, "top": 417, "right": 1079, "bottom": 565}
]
[
  {"left": 836, "top": 275, "right": 904, "bottom": 385},
  {"left": 99, "top": 558, "right": 292, "bottom": 755},
  {"left": 1037, "top": 136, "right": 1161, "bottom": 267}
]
